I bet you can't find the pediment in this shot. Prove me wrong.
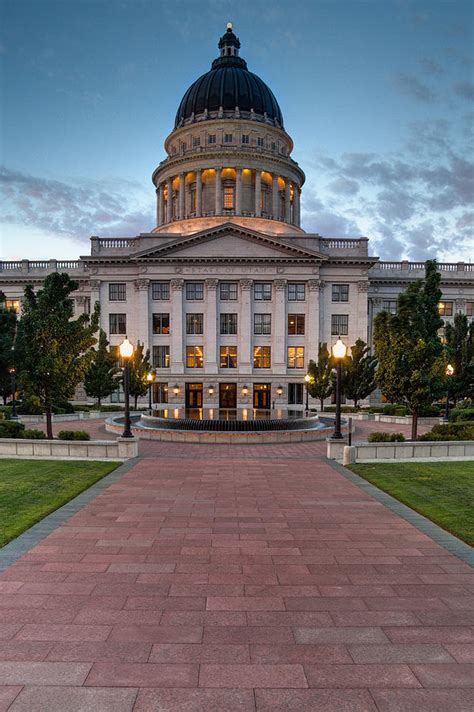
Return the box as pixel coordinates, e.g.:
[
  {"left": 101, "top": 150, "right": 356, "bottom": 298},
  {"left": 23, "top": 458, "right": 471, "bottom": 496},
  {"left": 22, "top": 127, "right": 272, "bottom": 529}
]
[{"left": 133, "top": 223, "right": 326, "bottom": 262}]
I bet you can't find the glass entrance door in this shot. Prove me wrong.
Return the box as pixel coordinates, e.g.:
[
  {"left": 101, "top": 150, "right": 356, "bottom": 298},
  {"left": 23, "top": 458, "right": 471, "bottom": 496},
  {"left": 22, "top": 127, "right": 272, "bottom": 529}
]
[
  {"left": 219, "top": 383, "right": 237, "bottom": 409},
  {"left": 185, "top": 383, "right": 203, "bottom": 408},
  {"left": 253, "top": 383, "right": 271, "bottom": 409}
]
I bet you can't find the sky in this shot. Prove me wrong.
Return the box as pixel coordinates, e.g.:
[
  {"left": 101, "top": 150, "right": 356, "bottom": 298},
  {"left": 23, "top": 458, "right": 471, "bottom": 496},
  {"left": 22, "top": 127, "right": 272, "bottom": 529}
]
[{"left": 0, "top": 0, "right": 473, "bottom": 262}]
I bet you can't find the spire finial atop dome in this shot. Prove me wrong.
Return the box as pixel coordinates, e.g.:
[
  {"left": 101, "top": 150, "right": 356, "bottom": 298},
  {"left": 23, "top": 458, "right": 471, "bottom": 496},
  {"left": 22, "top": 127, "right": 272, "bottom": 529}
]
[{"left": 218, "top": 23, "right": 240, "bottom": 57}]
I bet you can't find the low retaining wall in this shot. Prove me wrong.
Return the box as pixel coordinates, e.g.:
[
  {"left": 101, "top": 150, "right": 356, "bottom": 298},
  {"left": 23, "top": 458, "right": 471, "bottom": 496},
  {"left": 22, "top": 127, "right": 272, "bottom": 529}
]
[
  {"left": 372, "top": 415, "right": 441, "bottom": 425},
  {"left": 343, "top": 440, "right": 474, "bottom": 464},
  {"left": 19, "top": 411, "right": 128, "bottom": 424},
  {"left": 0, "top": 437, "right": 138, "bottom": 460}
]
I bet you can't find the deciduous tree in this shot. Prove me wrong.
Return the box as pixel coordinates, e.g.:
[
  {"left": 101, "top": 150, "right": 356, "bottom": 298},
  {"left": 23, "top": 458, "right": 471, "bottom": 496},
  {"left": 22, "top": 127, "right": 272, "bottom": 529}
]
[
  {"left": 128, "top": 340, "right": 152, "bottom": 410},
  {"left": 84, "top": 329, "right": 121, "bottom": 407},
  {"left": 307, "top": 343, "right": 333, "bottom": 411},
  {"left": 445, "top": 312, "right": 474, "bottom": 402},
  {"left": 341, "top": 338, "right": 377, "bottom": 409},
  {"left": 0, "top": 292, "right": 18, "bottom": 405}
]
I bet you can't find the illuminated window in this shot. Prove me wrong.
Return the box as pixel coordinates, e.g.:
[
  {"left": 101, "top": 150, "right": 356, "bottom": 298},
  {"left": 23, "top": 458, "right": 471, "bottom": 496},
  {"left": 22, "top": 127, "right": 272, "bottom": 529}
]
[
  {"left": 253, "top": 346, "right": 271, "bottom": 368},
  {"left": 242, "top": 134, "right": 249, "bottom": 144},
  {"left": 288, "top": 283, "right": 305, "bottom": 301},
  {"left": 220, "top": 346, "right": 237, "bottom": 368},
  {"left": 220, "top": 282, "right": 238, "bottom": 300},
  {"left": 332, "top": 284, "right": 349, "bottom": 302},
  {"left": 224, "top": 133, "right": 233, "bottom": 143},
  {"left": 287, "top": 346, "right": 305, "bottom": 369},
  {"left": 109, "top": 283, "right": 126, "bottom": 301},
  {"left": 208, "top": 134, "right": 216, "bottom": 144},
  {"left": 152, "top": 313, "right": 170, "bottom": 334},
  {"left": 151, "top": 282, "right": 170, "bottom": 300},
  {"left": 186, "top": 346, "right": 203, "bottom": 368},
  {"left": 254, "top": 283, "right": 272, "bottom": 301},
  {"left": 223, "top": 186, "right": 234, "bottom": 209},
  {"left": 438, "top": 301, "right": 453, "bottom": 317},
  {"left": 190, "top": 186, "right": 196, "bottom": 212},
  {"left": 153, "top": 346, "right": 170, "bottom": 368},
  {"left": 466, "top": 301, "right": 474, "bottom": 317},
  {"left": 109, "top": 313, "right": 126, "bottom": 335},
  {"left": 331, "top": 314, "right": 349, "bottom": 335},
  {"left": 186, "top": 282, "right": 204, "bottom": 300},
  {"left": 186, "top": 313, "right": 203, "bottom": 335},
  {"left": 254, "top": 313, "right": 271, "bottom": 335},
  {"left": 220, "top": 313, "right": 237, "bottom": 334},
  {"left": 5, "top": 299, "right": 20, "bottom": 314},
  {"left": 288, "top": 314, "right": 305, "bottom": 335}
]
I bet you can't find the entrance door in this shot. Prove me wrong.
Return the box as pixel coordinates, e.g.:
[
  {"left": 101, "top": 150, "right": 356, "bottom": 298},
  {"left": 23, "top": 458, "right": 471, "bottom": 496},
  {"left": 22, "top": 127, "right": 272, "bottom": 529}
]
[
  {"left": 253, "top": 383, "right": 271, "bottom": 409},
  {"left": 219, "top": 383, "right": 237, "bottom": 409},
  {"left": 185, "top": 383, "right": 203, "bottom": 408}
]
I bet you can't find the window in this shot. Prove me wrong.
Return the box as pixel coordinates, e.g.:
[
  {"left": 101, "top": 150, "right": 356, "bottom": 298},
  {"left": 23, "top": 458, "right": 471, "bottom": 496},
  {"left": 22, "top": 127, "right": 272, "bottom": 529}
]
[
  {"left": 208, "top": 134, "right": 216, "bottom": 144},
  {"left": 331, "top": 314, "right": 349, "bottom": 335},
  {"left": 192, "top": 136, "right": 200, "bottom": 147},
  {"left": 109, "top": 283, "right": 126, "bottom": 301},
  {"left": 271, "top": 141, "right": 276, "bottom": 150},
  {"left": 109, "top": 313, "right": 126, "bottom": 335},
  {"left": 242, "top": 134, "right": 249, "bottom": 144},
  {"left": 152, "top": 313, "right": 170, "bottom": 334},
  {"left": 151, "top": 282, "right": 170, "bottom": 301},
  {"left": 438, "top": 301, "right": 453, "bottom": 317},
  {"left": 220, "top": 282, "right": 238, "bottom": 300},
  {"left": 190, "top": 186, "right": 197, "bottom": 212},
  {"left": 223, "top": 186, "right": 234, "bottom": 209},
  {"left": 382, "top": 299, "right": 397, "bottom": 314},
  {"left": 253, "top": 346, "right": 271, "bottom": 368},
  {"left": 254, "top": 313, "right": 271, "bottom": 335},
  {"left": 224, "top": 133, "right": 233, "bottom": 143},
  {"left": 153, "top": 345, "right": 170, "bottom": 368},
  {"left": 220, "top": 313, "right": 237, "bottom": 335},
  {"left": 287, "top": 346, "right": 305, "bottom": 369},
  {"left": 186, "top": 346, "right": 203, "bottom": 368},
  {"left": 288, "top": 283, "right": 305, "bottom": 301},
  {"left": 288, "top": 314, "right": 305, "bottom": 335},
  {"left": 186, "top": 313, "right": 203, "bottom": 335},
  {"left": 288, "top": 383, "right": 303, "bottom": 405},
  {"left": 220, "top": 346, "right": 237, "bottom": 368},
  {"left": 254, "top": 282, "right": 272, "bottom": 301},
  {"left": 5, "top": 299, "right": 20, "bottom": 314},
  {"left": 153, "top": 382, "right": 168, "bottom": 404},
  {"left": 466, "top": 302, "right": 474, "bottom": 317},
  {"left": 186, "top": 282, "right": 204, "bottom": 300},
  {"left": 257, "top": 137, "right": 264, "bottom": 147},
  {"left": 332, "top": 284, "right": 349, "bottom": 302}
]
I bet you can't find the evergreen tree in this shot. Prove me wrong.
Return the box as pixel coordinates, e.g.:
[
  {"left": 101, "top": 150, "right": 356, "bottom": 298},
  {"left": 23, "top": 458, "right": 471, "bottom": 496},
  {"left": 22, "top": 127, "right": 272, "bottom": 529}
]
[
  {"left": 84, "top": 329, "right": 121, "bottom": 407},
  {"left": 307, "top": 342, "right": 333, "bottom": 411},
  {"left": 374, "top": 260, "right": 445, "bottom": 440},
  {"left": 16, "top": 273, "right": 99, "bottom": 438},
  {"left": 0, "top": 292, "right": 18, "bottom": 405},
  {"left": 445, "top": 313, "right": 474, "bottom": 402},
  {"left": 128, "top": 340, "right": 152, "bottom": 409},
  {"left": 341, "top": 338, "right": 377, "bottom": 409}
]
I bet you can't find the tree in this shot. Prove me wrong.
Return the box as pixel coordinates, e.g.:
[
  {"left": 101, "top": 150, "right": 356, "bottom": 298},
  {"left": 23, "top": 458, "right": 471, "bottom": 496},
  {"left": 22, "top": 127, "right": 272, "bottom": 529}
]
[
  {"left": 307, "top": 343, "right": 333, "bottom": 411},
  {"left": 84, "top": 329, "right": 121, "bottom": 407},
  {"left": 16, "top": 273, "right": 99, "bottom": 438},
  {"left": 445, "top": 313, "right": 474, "bottom": 403},
  {"left": 341, "top": 338, "right": 377, "bottom": 409},
  {"left": 0, "top": 292, "right": 18, "bottom": 405},
  {"left": 128, "top": 340, "right": 152, "bottom": 410},
  {"left": 374, "top": 260, "right": 445, "bottom": 440}
]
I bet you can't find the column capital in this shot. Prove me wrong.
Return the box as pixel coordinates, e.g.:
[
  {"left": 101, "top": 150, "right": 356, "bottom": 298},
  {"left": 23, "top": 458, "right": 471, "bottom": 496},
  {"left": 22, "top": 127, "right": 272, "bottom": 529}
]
[
  {"left": 240, "top": 279, "right": 253, "bottom": 291},
  {"left": 90, "top": 279, "right": 101, "bottom": 291},
  {"left": 308, "top": 279, "right": 324, "bottom": 292},
  {"left": 275, "top": 279, "right": 287, "bottom": 291},
  {"left": 134, "top": 279, "right": 150, "bottom": 292},
  {"left": 75, "top": 296, "right": 87, "bottom": 306},
  {"left": 357, "top": 280, "right": 369, "bottom": 292},
  {"left": 170, "top": 278, "right": 184, "bottom": 291},
  {"left": 205, "top": 278, "right": 219, "bottom": 290}
]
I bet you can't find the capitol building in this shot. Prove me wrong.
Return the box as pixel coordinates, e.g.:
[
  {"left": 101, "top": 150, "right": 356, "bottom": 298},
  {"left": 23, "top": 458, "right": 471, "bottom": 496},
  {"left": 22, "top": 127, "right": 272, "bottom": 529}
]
[{"left": 1, "top": 25, "right": 473, "bottom": 410}]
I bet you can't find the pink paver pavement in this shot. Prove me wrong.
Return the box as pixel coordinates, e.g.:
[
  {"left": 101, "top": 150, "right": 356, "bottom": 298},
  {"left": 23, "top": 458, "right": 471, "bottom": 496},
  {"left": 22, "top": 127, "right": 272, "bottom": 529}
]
[{"left": 0, "top": 430, "right": 473, "bottom": 711}]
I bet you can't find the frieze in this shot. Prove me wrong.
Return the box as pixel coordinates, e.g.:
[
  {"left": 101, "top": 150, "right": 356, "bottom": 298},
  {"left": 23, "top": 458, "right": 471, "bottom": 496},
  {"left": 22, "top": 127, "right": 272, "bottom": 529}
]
[{"left": 179, "top": 265, "right": 276, "bottom": 275}]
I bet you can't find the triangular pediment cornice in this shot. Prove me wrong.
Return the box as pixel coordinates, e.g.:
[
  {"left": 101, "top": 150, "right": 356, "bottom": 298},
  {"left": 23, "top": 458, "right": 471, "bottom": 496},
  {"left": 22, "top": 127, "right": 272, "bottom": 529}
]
[{"left": 132, "top": 222, "right": 327, "bottom": 262}]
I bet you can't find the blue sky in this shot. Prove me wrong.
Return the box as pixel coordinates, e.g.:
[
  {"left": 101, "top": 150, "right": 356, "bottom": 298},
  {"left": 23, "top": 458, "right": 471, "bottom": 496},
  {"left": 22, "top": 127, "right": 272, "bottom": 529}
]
[{"left": 1, "top": 0, "right": 473, "bottom": 261}]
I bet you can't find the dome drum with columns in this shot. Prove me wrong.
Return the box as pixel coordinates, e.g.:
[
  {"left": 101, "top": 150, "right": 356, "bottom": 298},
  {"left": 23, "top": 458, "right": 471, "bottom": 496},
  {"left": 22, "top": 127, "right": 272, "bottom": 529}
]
[{"left": 152, "top": 24, "right": 305, "bottom": 236}]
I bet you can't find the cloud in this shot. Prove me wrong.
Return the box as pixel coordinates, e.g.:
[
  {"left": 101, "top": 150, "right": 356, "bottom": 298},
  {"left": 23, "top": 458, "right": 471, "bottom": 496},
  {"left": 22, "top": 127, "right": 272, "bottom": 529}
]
[
  {"left": 418, "top": 58, "right": 442, "bottom": 75},
  {"left": 454, "top": 82, "right": 474, "bottom": 101},
  {"left": 0, "top": 167, "right": 154, "bottom": 244},
  {"left": 392, "top": 72, "right": 436, "bottom": 102},
  {"left": 326, "top": 177, "right": 359, "bottom": 196}
]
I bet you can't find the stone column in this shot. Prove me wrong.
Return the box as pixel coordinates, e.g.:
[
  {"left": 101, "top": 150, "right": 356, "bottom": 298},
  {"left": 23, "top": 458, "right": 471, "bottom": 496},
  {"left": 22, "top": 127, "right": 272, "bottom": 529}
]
[
  {"left": 90, "top": 280, "right": 101, "bottom": 328},
  {"left": 204, "top": 279, "right": 218, "bottom": 374},
  {"left": 307, "top": 280, "right": 321, "bottom": 367},
  {"left": 357, "top": 280, "right": 370, "bottom": 344},
  {"left": 254, "top": 170, "right": 261, "bottom": 217},
  {"left": 178, "top": 172, "right": 185, "bottom": 220},
  {"left": 215, "top": 167, "right": 223, "bottom": 215},
  {"left": 166, "top": 178, "right": 173, "bottom": 223},
  {"left": 272, "top": 173, "right": 279, "bottom": 220},
  {"left": 157, "top": 184, "right": 164, "bottom": 226},
  {"left": 75, "top": 296, "right": 88, "bottom": 315},
  {"left": 273, "top": 279, "right": 287, "bottom": 374},
  {"left": 235, "top": 168, "right": 243, "bottom": 215},
  {"left": 196, "top": 169, "right": 202, "bottom": 217},
  {"left": 239, "top": 279, "right": 253, "bottom": 374},
  {"left": 170, "top": 279, "right": 184, "bottom": 374},
  {"left": 134, "top": 279, "right": 150, "bottom": 349},
  {"left": 293, "top": 185, "right": 300, "bottom": 227},
  {"left": 284, "top": 180, "right": 291, "bottom": 223}
]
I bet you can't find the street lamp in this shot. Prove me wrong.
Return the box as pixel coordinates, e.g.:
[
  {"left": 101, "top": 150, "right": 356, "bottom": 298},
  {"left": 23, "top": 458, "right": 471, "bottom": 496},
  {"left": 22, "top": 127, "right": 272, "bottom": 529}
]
[
  {"left": 173, "top": 384, "right": 180, "bottom": 396},
  {"left": 276, "top": 385, "right": 283, "bottom": 396},
  {"left": 119, "top": 337, "right": 134, "bottom": 439},
  {"left": 208, "top": 385, "right": 215, "bottom": 396},
  {"left": 242, "top": 385, "right": 248, "bottom": 397},
  {"left": 146, "top": 372, "right": 154, "bottom": 414},
  {"left": 304, "top": 373, "right": 311, "bottom": 412},
  {"left": 331, "top": 337, "right": 347, "bottom": 440},
  {"left": 444, "top": 363, "right": 454, "bottom": 422},
  {"left": 9, "top": 366, "right": 18, "bottom": 420}
]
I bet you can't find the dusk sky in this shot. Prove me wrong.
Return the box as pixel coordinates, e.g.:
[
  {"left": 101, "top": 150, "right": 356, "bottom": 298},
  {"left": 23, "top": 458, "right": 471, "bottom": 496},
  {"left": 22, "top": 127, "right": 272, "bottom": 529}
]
[{"left": 1, "top": 0, "right": 473, "bottom": 262}]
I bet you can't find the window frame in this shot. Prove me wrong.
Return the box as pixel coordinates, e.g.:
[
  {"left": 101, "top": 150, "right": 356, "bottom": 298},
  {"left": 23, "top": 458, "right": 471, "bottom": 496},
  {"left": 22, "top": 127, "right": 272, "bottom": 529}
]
[
  {"left": 152, "top": 313, "right": 170, "bottom": 335},
  {"left": 151, "top": 282, "right": 170, "bottom": 301},
  {"left": 220, "top": 282, "right": 238, "bottom": 301},
  {"left": 186, "top": 313, "right": 204, "bottom": 335},
  {"left": 152, "top": 345, "right": 170, "bottom": 369},
  {"left": 186, "top": 345, "right": 204, "bottom": 369},
  {"left": 331, "top": 284, "right": 349, "bottom": 303},
  {"left": 287, "top": 314, "right": 305, "bottom": 336},
  {"left": 220, "top": 313, "right": 238, "bottom": 335},
  {"left": 331, "top": 314, "right": 349, "bottom": 336},
  {"left": 186, "top": 282, "right": 204, "bottom": 301},
  {"left": 109, "top": 313, "right": 126, "bottom": 335},
  {"left": 288, "top": 283, "right": 305, "bottom": 301},
  {"left": 254, "top": 282, "right": 272, "bottom": 301},
  {"left": 220, "top": 345, "right": 238, "bottom": 368},
  {"left": 254, "top": 313, "right": 272, "bottom": 335},
  {"left": 253, "top": 345, "right": 271, "bottom": 369},
  {"left": 108, "top": 283, "right": 127, "bottom": 302},
  {"left": 287, "top": 346, "right": 305, "bottom": 369}
]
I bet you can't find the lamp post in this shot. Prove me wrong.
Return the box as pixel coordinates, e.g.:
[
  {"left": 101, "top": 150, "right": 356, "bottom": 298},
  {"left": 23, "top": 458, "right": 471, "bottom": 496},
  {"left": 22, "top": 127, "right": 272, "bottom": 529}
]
[
  {"left": 119, "top": 337, "right": 134, "bottom": 438},
  {"left": 304, "top": 373, "right": 311, "bottom": 413},
  {"left": 9, "top": 366, "right": 18, "bottom": 420},
  {"left": 331, "top": 337, "right": 347, "bottom": 440},
  {"left": 444, "top": 363, "right": 454, "bottom": 422},
  {"left": 146, "top": 372, "right": 154, "bottom": 414}
]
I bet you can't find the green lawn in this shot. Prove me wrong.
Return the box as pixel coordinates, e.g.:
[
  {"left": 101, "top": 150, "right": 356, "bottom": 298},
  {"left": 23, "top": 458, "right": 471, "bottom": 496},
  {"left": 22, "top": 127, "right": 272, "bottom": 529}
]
[
  {"left": 0, "top": 459, "right": 118, "bottom": 547},
  {"left": 349, "top": 461, "right": 474, "bottom": 546}
]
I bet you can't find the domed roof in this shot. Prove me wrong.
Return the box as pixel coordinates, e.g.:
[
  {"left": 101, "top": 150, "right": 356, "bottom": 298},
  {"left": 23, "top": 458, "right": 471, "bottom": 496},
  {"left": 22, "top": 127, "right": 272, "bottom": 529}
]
[{"left": 174, "top": 25, "right": 284, "bottom": 130}]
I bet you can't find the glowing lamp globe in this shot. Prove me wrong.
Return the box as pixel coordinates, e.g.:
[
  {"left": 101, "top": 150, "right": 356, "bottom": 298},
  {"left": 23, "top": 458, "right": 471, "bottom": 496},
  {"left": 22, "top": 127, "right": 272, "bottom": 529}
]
[
  {"left": 332, "top": 338, "right": 347, "bottom": 360},
  {"left": 146, "top": 372, "right": 154, "bottom": 383},
  {"left": 446, "top": 364, "right": 454, "bottom": 376},
  {"left": 119, "top": 337, "right": 134, "bottom": 359}
]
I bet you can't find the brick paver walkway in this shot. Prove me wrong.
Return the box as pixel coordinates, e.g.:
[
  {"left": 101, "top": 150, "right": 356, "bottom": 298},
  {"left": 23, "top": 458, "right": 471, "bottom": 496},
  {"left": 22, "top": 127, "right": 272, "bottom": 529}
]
[{"left": 0, "top": 444, "right": 473, "bottom": 711}]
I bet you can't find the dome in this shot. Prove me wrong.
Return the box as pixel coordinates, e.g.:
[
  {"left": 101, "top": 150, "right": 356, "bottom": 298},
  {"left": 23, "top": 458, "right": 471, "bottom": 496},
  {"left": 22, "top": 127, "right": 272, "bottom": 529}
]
[{"left": 174, "top": 25, "right": 284, "bottom": 130}]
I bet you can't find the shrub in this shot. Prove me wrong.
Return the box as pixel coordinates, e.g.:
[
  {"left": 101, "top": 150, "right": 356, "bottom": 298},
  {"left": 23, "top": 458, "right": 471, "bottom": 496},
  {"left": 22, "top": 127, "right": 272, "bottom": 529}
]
[
  {"left": 0, "top": 420, "right": 25, "bottom": 438},
  {"left": 322, "top": 405, "right": 360, "bottom": 413},
  {"left": 57, "top": 430, "right": 91, "bottom": 441},
  {"left": 419, "top": 404, "right": 443, "bottom": 417},
  {"left": 17, "top": 395, "right": 43, "bottom": 415},
  {"left": 449, "top": 407, "right": 474, "bottom": 423},
  {"left": 382, "top": 404, "right": 409, "bottom": 416},
  {"left": 52, "top": 401, "right": 75, "bottom": 414},
  {"left": 23, "top": 429, "right": 46, "bottom": 439},
  {"left": 418, "top": 423, "right": 474, "bottom": 441},
  {"left": 368, "top": 431, "right": 406, "bottom": 442}
]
